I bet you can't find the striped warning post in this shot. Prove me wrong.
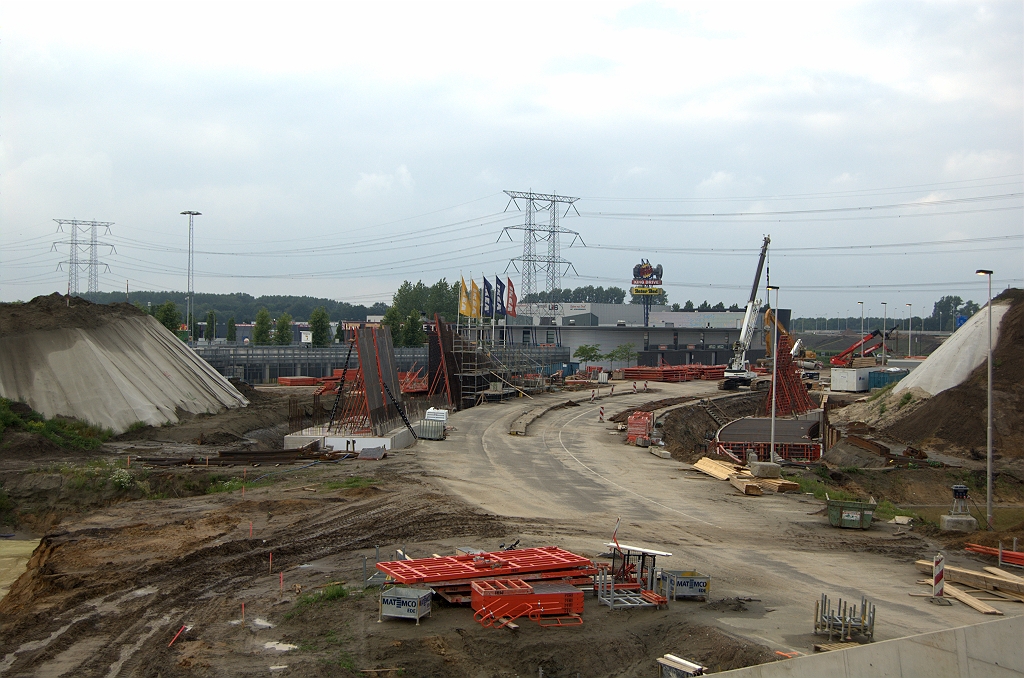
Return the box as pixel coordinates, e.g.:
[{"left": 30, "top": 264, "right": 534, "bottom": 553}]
[
  {"left": 932, "top": 553, "right": 944, "bottom": 597},
  {"left": 610, "top": 385, "right": 615, "bottom": 395},
  {"left": 633, "top": 382, "right": 637, "bottom": 394},
  {"left": 599, "top": 407, "right": 604, "bottom": 422},
  {"left": 644, "top": 381, "right": 648, "bottom": 392},
  {"left": 591, "top": 390, "right": 596, "bottom": 403}
]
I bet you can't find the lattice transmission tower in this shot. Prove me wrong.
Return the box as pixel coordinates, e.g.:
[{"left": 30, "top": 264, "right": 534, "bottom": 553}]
[
  {"left": 53, "top": 219, "right": 114, "bottom": 296},
  {"left": 499, "top": 191, "right": 583, "bottom": 300}
]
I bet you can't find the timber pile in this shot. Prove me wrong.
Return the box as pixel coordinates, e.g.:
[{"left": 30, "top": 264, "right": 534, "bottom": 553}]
[
  {"left": 692, "top": 457, "right": 800, "bottom": 495},
  {"left": 914, "top": 560, "right": 1024, "bottom": 614}
]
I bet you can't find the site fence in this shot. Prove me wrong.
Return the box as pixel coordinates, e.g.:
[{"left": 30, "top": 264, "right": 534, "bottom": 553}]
[{"left": 193, "top": 344, "right": 428, "bottom": 384}]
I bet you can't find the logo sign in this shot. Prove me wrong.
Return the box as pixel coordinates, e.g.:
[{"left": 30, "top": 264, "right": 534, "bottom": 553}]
[
  {"left": 631, "top": 286, "right": 663, "bottom": 295},
  {"left": 632, "top": 279, "right": 663, "bottom": 285},
  {"left": 300, "top": 331, "right": 312, "bottom": 343}
]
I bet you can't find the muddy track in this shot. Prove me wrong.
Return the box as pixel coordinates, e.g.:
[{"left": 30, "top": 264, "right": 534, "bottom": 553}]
[{"left": 0, "top": 481, "right": 518, "bottom": 677}]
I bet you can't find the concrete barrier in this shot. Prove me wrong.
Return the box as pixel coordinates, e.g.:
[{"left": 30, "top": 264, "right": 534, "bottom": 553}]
[{"left": 715, "top": 615, "right": 1023, "bottom": 677}]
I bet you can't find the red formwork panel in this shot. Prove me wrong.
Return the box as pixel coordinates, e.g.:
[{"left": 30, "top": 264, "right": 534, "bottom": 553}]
[
  {"left": 376, "top": 546, "right": 596, "bottom": 585},
  {"left": 471, "top": 579, "right": 584, "bottom": 627}
]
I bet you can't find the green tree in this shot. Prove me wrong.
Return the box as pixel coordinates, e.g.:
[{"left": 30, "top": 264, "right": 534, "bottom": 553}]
[
  {"left": 402, "top": 310, "right": 426, "bottom": 346},
  {"left": 274, "top": 312, "right": 293, "bottom": 345},
  {"left": 226, "top": 316, "right": 236, "bottom": 342},
  {"left": 252, "top": 308, "right": 272, "bottom": 345},
  {"left": 607, "top": 342, "right": 637, "bottom": 368},
  {"left": 682, "top": 300, "right": 695, "bottom": 311},
  {"left": 573, "top": 344, "right": 602, "bottom": 368},
  {"left": 380, "top": 306, "right": 404, "bottom": 344},
  {"left": 335, "top": 322, "right": 345, "bottom": 342},
  {"left": 155, "top": 301, "right": 181, "bottom": 333},
  {"left": 711, "top": 302, "right": 726, "bottom": 312},
  {"left": 697, "top": 300, "right": 712, "bottom": 311},
  {"left": 309, "top": 306, "right": 331, "bottom": 347},
  {"left": 205, "top": 310, "right": 217, "bottom": 341}
]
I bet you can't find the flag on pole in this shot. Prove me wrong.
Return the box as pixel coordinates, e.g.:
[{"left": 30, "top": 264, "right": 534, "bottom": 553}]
[
  {"left": 482, "top": 277, "right": 494, "bottom": 317},
  {"left": 506, "top": 278, "right": 517, "bottom": 317},
  {"left": 458, "top": 277, "right": 471, "bottom": 317},
  {"left": 470, "top": 279, "right": 482, "bottom": 318},
  {"left": 494, "top": 277, "right": 506, "bottom": 316}
]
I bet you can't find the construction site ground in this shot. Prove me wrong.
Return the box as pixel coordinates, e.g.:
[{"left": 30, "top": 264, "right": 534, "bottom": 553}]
[{"left": 2, "top": 383, "right": 1024, "bottom": 677}]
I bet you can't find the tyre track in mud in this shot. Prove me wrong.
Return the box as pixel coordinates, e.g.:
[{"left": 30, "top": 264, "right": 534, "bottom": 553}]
[{"left": 0, "top": 481, "right": 517, "bottom": 677}]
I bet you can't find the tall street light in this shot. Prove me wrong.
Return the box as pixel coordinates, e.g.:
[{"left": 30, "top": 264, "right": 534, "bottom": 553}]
[
  {"left": 767, "top": 285, "right": 780, "bottom": 463},
  {"left": 181, "top": 211, "right": 201, "bottom": 343},
  {"left": 858, "top": 302, "right": 864, "bottom": 356},
  {"left": 977, "top": 269, "right": 993, "bottom": 529},
  {"left": 906, "top": 303, "right": 912, "bottom": 357},
  {"left": 881, "top": 302, "right": 887, "bottom": 365}
]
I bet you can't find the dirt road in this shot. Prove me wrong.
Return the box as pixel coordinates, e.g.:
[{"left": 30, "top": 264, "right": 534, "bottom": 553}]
[
  {"left": 418, "top": 382, "right": 1024, "bottom": 650},
  {"left": 2, "top": 382, "right": 1022, "bottom": 677}
]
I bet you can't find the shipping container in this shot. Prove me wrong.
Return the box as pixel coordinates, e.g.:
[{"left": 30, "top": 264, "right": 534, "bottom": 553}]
[
  {"left": 830, "top": 368, "right": 876, "bottom": 392},
  {"left": 868, "top": 369, "right": 909, "bottom": 389}
]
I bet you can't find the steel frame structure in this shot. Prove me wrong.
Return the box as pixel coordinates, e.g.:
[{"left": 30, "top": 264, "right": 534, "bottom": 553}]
[
  {"left": 500, "top": 190, "right": 583, "bottom": 301},
  {"left": 53, "top": 219, "right": 113, "bottom": 296}
]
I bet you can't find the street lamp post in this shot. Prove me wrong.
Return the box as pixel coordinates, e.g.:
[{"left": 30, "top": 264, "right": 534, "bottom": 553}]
[
  {"left": 180, "top": 211, "right": 201, "bottom": 343},
  {"left": 977, "top": 269, "right": 993, "bottom": 529},
  {"left": 881, "top": 302, "right": 887, "bottom": 365},
  {"left": 768, "top": 285, "right": 780, "bottom": 463},
  {"left": 858, "top": 302, "right": 864, "bottom": 356},
  {"left": 906, "top": 303, "right": 912, "bottom": 357}
]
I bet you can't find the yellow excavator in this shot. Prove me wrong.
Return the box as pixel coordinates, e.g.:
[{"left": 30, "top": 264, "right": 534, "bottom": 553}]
[{"left": 764, "top": 308, "right": 818, "bottom": 365}]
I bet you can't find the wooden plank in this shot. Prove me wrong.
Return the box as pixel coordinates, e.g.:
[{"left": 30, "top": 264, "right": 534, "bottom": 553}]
[
  {"left": 942, "top": 583, "right": 1003, "bottom": 615},
  {"left": 728, "top": 474, "right": 763, "bottom": 496},
  {"left": 693, "top": 458, "right": 733, "bottom": 480},
  {"left": 753, "top": 478, "right": 801, "bottom": 493},
  {"left": 914, "top": 561, "right": 1024, "bottom": 596},
  {"left": 984, "top": 567, "right": 1024, "bottom": 584}
]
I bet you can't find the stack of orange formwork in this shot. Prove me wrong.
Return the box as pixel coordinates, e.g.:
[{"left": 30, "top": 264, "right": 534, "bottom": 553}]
[
  {"left": 627, "top": 411, "right": 654, "bottom": 444},
  {"left": 622, "top": 366, "right": 695, "bottom": 382},
  {"left": 471, "top": 579, "right": 584, "bottom": 628},
  {"left": 277, "top": 376, "right": 319, "bottom": 386},
  {"left": 375, "top": 546, "right": 598, "bottom": 604}
]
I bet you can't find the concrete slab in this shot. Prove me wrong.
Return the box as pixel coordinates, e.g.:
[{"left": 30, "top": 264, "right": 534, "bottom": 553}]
[{"left": 940, "top": 514, "right": 979, "bottom": 532}]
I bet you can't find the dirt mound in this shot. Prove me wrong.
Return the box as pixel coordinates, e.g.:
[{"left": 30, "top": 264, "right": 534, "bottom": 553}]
[
  {"left": 662, "top": 393, "right": 763, "bottom": 462},
  {"left": 609, "top": 395, "right": 694, "bottom": 423},
  {"left": 883, "top": 288, "right": 1024, "bottom": 458},
  {"left": 821, "top": 440, "right": 889, "bottom": 468},
  {"left": 0, "top": 293, "right": 145, "bottom": 339},
  {"left": 0, "top": 302, "right": 247, "bottom": 434},
  {"left": 0, "top": 431, "right": 70, "bottom": 460}
]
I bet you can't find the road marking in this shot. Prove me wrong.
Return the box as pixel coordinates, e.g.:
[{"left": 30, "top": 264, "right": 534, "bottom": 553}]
[{"left": 556, "top": 408, "right": 720, "bottom": 528}]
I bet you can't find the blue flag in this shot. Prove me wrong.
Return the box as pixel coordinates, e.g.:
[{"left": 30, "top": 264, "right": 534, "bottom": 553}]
[
  {"left": 482, "top": 277, "right": 494, "bottom": 317},
  {"left": 495, "top": 277, "right": 506, "bottom": 316}
]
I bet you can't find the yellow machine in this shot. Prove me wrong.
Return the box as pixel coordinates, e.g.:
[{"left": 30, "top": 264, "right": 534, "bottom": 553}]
[{"left": 764, "top": 309, "right": 816, "bottom": 360}]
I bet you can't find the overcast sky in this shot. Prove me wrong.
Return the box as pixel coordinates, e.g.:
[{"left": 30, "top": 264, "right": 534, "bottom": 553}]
[{"left": 2, "top": 1, "right": 1022, "bottom": 318}]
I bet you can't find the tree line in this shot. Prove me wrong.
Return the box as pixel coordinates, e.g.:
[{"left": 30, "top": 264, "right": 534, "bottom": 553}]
[
  {"left": 571, "top": 343, "right": 638, "bottom": 369},
  {"left": 89, "top": 290, "right": 387, "bottom": 324},
  {"left": 792, "top": 295, "right": 983, "bottom": 333}
]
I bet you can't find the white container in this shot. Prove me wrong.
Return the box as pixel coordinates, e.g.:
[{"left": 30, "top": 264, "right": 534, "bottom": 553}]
[
  {"left": 425, "top": 408, "right": 448, "bottom": 422},
  {"left": 597, "top": 372, "right": 610, "bottom": 384},
  {"left": 830, "top": 368, "right": 876, "bottom": 392},
  {"left": 379, "top": 587, "right": 432, "bottom": 624}
]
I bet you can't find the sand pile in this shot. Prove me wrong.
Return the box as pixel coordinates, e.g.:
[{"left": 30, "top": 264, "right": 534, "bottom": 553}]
[
  {"left": 883, "top": 289, "right": 1024, "bottom": 457},
  {"left": 895, "top": 299, "right": 1010, "bottom": 396},
  {"left": 0, "top": 294, "right": 247, "bottom": 434}
]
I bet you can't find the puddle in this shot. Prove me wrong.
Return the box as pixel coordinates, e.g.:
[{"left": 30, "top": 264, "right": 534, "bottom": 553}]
[
  {"left": 263, "top": 641, "right": 297, "bottom": 652},
  {"left": 0, "top": 539, "right": 40, "bottom": 598},
  {"left": 251, "top": 617, "right": 274, "bottom": 629},
  {"left": 270, "top": 666, "right": 288, "bottom": 671}
]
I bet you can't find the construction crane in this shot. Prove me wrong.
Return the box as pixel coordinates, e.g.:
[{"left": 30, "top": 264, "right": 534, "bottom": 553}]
[
  {"left": 829, "top": 330, "right": 882, "bottom": 367},
  {"left": 722, "top": 236, "right": 770, "bottom": 390}
]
